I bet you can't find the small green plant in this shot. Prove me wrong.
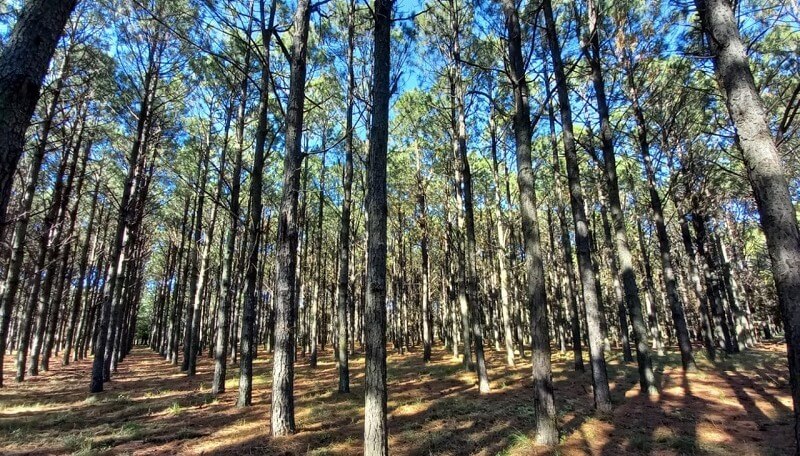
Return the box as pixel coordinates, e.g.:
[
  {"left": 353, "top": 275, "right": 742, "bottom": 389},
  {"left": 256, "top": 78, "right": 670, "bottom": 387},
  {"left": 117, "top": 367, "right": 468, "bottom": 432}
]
[{"left": 167, "top": 402, "right": 183, "bottom": 416}]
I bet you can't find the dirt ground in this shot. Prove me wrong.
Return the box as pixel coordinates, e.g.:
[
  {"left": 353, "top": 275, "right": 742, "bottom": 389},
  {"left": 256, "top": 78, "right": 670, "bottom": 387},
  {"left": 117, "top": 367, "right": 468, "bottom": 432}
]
[{"left": 0, "top": 341, "right": 793, "bottom": 455}]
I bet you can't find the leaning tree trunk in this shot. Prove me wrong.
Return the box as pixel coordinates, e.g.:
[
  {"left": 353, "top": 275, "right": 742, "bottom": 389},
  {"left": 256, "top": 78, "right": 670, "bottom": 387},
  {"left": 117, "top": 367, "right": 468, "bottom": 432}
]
[
  {"left": 584, "top": 0, "right": 655, "bottom": 395},
  {"left": 543, "top": 0, "right": 611, "bottom": 412},
  {"left": 364, "top": 0, "right": 392, "bottom": 454},
  {"left": 500, "top": 0, "right": 559, "bottom": 445},
  {"left": 625, "top": 62, "right": 695, "bottom": 370},
  {"left": 0, "top": 50, "right": 71, "bottom": 386},
  {"left": 0, "top": 0, "right": 77, "bottom": 237},
  {"left": 696, "top": 2, "right": 800, "bottom": 448},
  {"left": 271, "top": 0, "right": 309, "bottom": 435}
]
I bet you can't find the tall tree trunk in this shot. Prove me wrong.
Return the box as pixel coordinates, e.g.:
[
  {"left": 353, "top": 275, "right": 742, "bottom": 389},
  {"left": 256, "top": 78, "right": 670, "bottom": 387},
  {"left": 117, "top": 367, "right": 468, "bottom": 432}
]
[
  {"left": 183, "top": 146, "right": 208, "bottom": 372},
  {"left": 364, "top": 0, "right": 392, "bottom": 453},
  {"left": 625, "top": 61, "right": 695, "bottom": 370},
  {"left": 271, "top": 0, "right": 309, "bottom": 435},
  {"left": 240, "top": 0, "right": 277, "bottom": 408},
  {"left": 679, "top": 213, "right": 717, "bottom": 359},
  {"left": 543, "top": 0, "right": 611, "bottom": 412},
  {"left": 90, "top": 41, "right": 158, "bottom": 392},
  {"left": 501, "top": 0, "right": 558, "bottom": 444},
  {"left": 0, "top": 0, "right": 77, "bottom": 236},
  {"left": 310, "top": 151, "right": 327, "bottom": 368},
  {"left": 50, "top": 131, "right": 93, "bottom": 369},
  {"left": 447, "top": 0, "right": 488, "bottom": 391},
  {"left": 543, "top": 57, "right": 584, "bottom": 372},
  {"left": 488, "top": 109, "right": 514, "bottom": 367},
  {"left": 693, "top": 14, "right": 800, "bottom": 444},
  {"left": 584, "top": 0, "right": 655, "bottom": 395},
  {"left": 335, "top": 0, "right": 356, "bottom": 390},
  {"left": 598, "top": 192, "right": 633, "bottom": 362},
  {"left": 213, "top": 26, "right": 252, "bottom": 394}
]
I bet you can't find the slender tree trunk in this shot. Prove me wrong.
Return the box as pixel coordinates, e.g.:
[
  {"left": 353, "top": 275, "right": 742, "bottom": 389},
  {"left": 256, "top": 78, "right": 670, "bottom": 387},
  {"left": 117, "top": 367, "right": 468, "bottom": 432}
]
[
  {"left": 543, "top": 0, "right": 611, "bottom": 412},
  {"left": 626, "top": 63, "right": 695, "bottom": 370},
  {"left": 310, "top": 151, "right": 327, "bottom": 368},
  {"left": 213, "top": 29, "right": 251, "bottom": 394},
  {"left": 60, "top": 137, "right": 95, "bottom": 366},
  {"left": 336, "top": 0, "right": 356, "bottom": 387},
  {"left": 183, "top": 147, "right": 208, "bottom": 372},
  {"left": 488, "top": 110, "right": 514, "bottom": 367},
  {"left": 543, "top": 57, "right": 585, "bottom": 372},
  {"left": 271, "top": 0, "right": 309, "bottom": 435},
  {"left": 599, "top": 194, "right": 633, "bottom": 362},
  {"left": 501, "top": 0, "right": 558, "bottom": 444},
  {"left": 679, "top": 213, "right": 717, "bottom": 359},
  {"left": 90, "top": 42, "right": 157, "bottom": 392},
  {"left": 584, "top": 0, "right": 655, "bottom": 394},
  {"left": 364, "top": 1, "right": 392, "bottom": 453}
]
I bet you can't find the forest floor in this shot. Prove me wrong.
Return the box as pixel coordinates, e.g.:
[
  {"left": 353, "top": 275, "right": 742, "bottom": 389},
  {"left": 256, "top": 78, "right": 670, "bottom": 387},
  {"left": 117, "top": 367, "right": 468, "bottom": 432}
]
[{"left": 0, "top": 341, "right": 793, "bottom": 455}]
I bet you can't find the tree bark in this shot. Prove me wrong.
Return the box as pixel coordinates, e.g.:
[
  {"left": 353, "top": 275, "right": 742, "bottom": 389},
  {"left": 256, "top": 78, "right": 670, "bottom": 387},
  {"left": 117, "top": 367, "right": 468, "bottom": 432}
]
[
  {"left": 0, "top": 0, "right": 77, "bottom": 238},
  {"left": 584, "top": 0, "right": 655, "bottom": 395},
  {"left": 501, "top": 0, "right": 558, "bottom": 444},
  {"left": 271, "top": 0, "right": 309, "bottom": 435},
  {"left": 364, "top": 0, "right": 392, "bottom": 453},
  {"left": 543, "top": 0, "right": 611, "bottom": 412}
]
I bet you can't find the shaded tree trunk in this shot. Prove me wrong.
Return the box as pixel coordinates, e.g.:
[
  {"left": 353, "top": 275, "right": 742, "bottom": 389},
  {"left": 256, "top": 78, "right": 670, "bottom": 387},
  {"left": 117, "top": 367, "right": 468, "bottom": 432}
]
[
  {"left": 363, "top": 0, "right": 392, "bottom": 453},
  {"left": 0, "top": 0, "right": 77, "bottom": 237},
  {"left": 501, "top": 0, "right": 558, "bottom": 444},
  {"left": 270, "top": 0, "right": 309, "bottom": 435}
]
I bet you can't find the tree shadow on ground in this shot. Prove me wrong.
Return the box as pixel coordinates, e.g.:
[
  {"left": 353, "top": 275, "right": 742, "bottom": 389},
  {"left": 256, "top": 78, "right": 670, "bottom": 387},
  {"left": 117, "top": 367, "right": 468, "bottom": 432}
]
[{"left": 0, "top": 342, "right": 793, "bottom": 455}]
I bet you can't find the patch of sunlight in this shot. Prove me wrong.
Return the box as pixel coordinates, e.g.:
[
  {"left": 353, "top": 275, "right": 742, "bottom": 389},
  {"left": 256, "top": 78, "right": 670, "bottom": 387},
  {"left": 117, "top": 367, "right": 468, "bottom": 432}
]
[
  {"left": 393, "top": 400, "right": 427, "bottom": 417},
  {"left": 0, "top": 401, "right": 65, "bottom": 414},
  {"left": 695, "top": 421, "right": 733, "bottom": 445},
  {"left": 187, "top": 417, "right": 265, "bottom": 454},
  {"left": 497, "top": 430, "right": 534, "bottom": 456},
  {"left": 579, "top": 417, "right": 605, "bottom": 441}
]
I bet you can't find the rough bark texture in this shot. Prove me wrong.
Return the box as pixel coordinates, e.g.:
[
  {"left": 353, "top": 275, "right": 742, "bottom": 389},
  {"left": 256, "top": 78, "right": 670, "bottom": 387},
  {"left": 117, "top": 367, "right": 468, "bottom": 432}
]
[
  {"left": 585, "top": 0, "right": 656, "bottom": 395},
  {"left": 271, "top": 0, "right": 309, "bottom": 435},
  {"left": 364, "top": 0, "right": 392, "bottom": 453},
  {"left": 696, "top": 0, "right": 800, "bottom": 449},
  {"left": 501, "top": 0, "right": 558, "bottom": 445},
  {"left": 543, "top": 0, "right": 611, "bottom": 412},
  {"left": 0, "top": 0, "right": 77, "bottom": 238}
]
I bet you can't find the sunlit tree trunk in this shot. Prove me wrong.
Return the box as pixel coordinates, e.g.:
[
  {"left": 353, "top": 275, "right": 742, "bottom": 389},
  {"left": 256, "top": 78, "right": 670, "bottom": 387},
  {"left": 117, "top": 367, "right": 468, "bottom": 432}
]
[
  {"left": 501, "top": 0, "right": 558, "bottom": 444},
  {"left": 543, "top": 0, "right": 611, "bottom": 412},
  {"left": 363, "top": 0, "right": 392, "bottom": 453}
]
